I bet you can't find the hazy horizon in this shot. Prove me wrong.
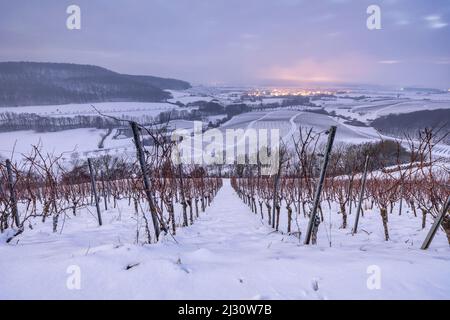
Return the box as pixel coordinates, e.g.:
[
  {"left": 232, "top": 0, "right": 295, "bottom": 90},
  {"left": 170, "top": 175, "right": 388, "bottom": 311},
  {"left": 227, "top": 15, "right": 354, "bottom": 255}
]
[{"left": 1, "top": 0, "right": 449, "bottom": 88}]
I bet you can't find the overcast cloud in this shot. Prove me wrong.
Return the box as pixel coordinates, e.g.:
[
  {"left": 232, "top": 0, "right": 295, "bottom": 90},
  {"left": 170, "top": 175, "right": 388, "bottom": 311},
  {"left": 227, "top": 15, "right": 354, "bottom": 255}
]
[{"left": 0, "top": 0, "right": 449, "bottom": 88}]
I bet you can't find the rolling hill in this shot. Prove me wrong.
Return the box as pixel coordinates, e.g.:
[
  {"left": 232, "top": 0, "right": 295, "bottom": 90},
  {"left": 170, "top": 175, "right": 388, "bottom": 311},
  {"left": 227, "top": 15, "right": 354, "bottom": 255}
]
[{"left": 0, "top": 62, "right": 191, "bottom": 107}]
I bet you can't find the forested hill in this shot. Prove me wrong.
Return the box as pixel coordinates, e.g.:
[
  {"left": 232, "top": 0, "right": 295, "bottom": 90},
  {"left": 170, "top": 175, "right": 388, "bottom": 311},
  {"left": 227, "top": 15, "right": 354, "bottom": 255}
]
[
  {"left": 0, "top": 62, "right": 191, "bottom": 107},
  {"left": 371, "top": 108, "right": 450, "bottom": 144}
]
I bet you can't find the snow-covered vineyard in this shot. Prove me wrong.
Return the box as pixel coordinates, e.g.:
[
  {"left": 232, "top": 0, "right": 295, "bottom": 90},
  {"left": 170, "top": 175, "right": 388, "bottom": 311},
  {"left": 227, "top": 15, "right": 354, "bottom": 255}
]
[
  {"left": 1, "top": 179, "right": 449, "bottom": 299},
  {"left": 0, "top": 119, "right": 449, "bottom": 300},
  {"left": 2, "top": 0, "right": 450, "bottom": 302}
]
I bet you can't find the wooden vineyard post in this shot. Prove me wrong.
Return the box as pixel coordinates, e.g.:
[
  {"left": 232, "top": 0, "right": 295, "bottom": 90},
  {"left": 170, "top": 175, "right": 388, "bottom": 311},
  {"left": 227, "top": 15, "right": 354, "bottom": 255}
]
[
  {"left": 421, "top": 195, "right": 450, "bottom": 250},
  {"left": 173, "top": 138, "right": 189, "bottom": 226},
  {"left": 88, "top": 158, "right": 103, "bottom": 226},
  {"left": 101, "top": 171, "right": 108, "bottom": 211},
  {"left": 130, "top": 121, "right": 162, "bottom": 240},
  {"left": 304, "top": 126, "right": 337, "bottom": 245},
  {"left": 6, "top": 159, "right": 20, "bottom": 228},
  {"left": 178, "top": 162, "right": 189, "bottom": 227},
  {"left": 352, "top": 155, "right": 369, "bottom": 235},
  {"left": 271, "top": 164, "right": 281, "bottom": 229},
  {"left": 398, "top": 189, "right": 403, "bottom": 216}
]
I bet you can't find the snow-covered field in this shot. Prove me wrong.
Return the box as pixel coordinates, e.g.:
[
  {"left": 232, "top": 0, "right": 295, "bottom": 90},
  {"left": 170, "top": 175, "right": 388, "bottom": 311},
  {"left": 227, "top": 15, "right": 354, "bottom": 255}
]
[
  {"left": 319, "top": 97, "right": 450, "bottom": 123},
  {"left": 167, "top": 90, "right": 217, "bottom": 104},
  {"left": 1, "top": 180, "right": 448, "bottom": 300},
  {"left": 0, "top": 128, "right": 110, "bottom": 159},
  {"left": 0, "top": 102, "right": 181, "bottom": 118},
  {"left": 4, "top": 106, "right": 448, "bottom": 163},
  {"left": 219, "top": 109, "right": 379, "bottom": 145},
  {"left": 1, "top": 86, "right": 448, "bottom": 159},
  {"left": 0, "top": 128, "right": 138, "bottom": 161},
  {"left": 0, "top": 120, "right": 206, "bottom": 160}
]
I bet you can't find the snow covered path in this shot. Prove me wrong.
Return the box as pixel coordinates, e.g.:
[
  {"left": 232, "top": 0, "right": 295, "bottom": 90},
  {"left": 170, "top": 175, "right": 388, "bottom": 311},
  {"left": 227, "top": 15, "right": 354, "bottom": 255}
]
[{"left": 1, "top": 180, "right": 449, "bottom": 299}]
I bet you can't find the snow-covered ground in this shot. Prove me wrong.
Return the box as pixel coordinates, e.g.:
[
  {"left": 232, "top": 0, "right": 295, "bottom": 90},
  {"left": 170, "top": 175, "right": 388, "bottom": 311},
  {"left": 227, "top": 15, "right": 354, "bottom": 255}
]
[{"left": 1, "top": 180, "right": 448, "bottom": 300}]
